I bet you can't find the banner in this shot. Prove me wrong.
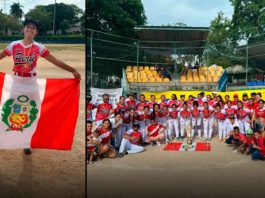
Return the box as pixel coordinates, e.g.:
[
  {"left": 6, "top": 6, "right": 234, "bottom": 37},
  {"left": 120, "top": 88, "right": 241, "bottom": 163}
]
[
  {"left": 142, "top": 89, "right": 265, "bottom": 101},
  {"left": 0, "top": 72, "right": 80, "bottom": 150},
  {"left": 90, "top": 87, "right": 122, "bottom": 104}
]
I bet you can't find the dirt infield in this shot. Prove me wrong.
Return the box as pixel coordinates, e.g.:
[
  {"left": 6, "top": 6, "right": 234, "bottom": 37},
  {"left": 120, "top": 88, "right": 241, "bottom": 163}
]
[
  {"left": 87, "top": 136, "right": 265, "bottom": 198},
  {"left": 0, "top": 44, "right": 85, "bottom": 198}
]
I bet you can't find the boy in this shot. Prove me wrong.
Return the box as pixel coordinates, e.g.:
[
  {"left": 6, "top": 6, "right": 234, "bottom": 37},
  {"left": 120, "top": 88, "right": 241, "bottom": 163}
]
[
  {"left": 146, "top": 117, "right": 165, "bottom": 146},
  {"left": 225, "top": 126, "right": 246, "bottom": 152},
  {"left": 118, "top": 123, "right": 144, "bottom": 157},
  {"left": 251, "top": 131, "right": 265, "bottom": 160},
  {"left": 238, "top": 129, "right": 254, "bottom": 154}
]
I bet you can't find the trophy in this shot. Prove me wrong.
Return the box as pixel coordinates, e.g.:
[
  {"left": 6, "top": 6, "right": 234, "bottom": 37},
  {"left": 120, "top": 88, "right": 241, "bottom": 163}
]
[{"left": 186, "top": 124, "right": 192, "bottom": 145}]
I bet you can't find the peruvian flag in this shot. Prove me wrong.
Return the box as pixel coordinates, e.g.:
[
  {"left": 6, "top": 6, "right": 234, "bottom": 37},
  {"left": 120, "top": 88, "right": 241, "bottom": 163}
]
[
  {"left": 163, "top": 142, "right": 211, "bottom": 151},
  {"left": 0, "top": 72, "right": 80, "bottom": 150}
]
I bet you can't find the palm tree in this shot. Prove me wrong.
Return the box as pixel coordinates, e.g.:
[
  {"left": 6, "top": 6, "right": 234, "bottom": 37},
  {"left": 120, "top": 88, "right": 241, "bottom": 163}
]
[{"left": 10, "top": 2, "right": 24, "bottom": 20}]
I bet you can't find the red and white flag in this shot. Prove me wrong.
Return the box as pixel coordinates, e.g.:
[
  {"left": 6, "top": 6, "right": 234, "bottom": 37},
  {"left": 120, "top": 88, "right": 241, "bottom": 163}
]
[{"left": 0, "top": 72, "right": 80, "bottom": 150}]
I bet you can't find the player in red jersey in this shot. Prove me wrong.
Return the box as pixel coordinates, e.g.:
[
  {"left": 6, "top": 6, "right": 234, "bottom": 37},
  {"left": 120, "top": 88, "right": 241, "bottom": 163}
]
[
  {"left": 236, "top": 101, "right": 251, "bottom": 134},
  {"left": 252, "top": 100, "right": 265, "bottom": 133},
  {"left": 242, "top": 93, "right": 250, "bottom": 108},
  {"left": 159, "top": 95, "right": 168, "bottom": 109},
  {"left": 247, "top": 98, "right": 256, "bottom": 112},
  {"left": 238, "top": 129, "right": 254, "bottom": 154},
  {"left": 202, "top": 102, "right": 214, "bottom": 141},
  {"left": 152, "top": 103, "right": 161, "bottom": 123},
  {"left": 95, "top": 94, "right": 113, "bottom": 126},
  {"left": 196, "top": 93, "right": 204, "bottom": 107},
  {"left": 137, "top": 106, "right": 152, "bottom": 142},
  {"left": 225, "top": 126, "right": 246, "bottom": 152},
  {"left": 187, "top": 95, "right": 195, "bottom": 108},
  {"left": 147, "top": 95, "right": 157, "bottom": 109},
  {"left": 168, "top": 104, "right": 179, "bottom": 141},
  {"left": 159, "top": 106, "right": 170, "bottom": 141},
  {"left": 168, "top": 94, "right": 179, "bottom": 108},
  {"left": 146, "top": 118, "right": 165, "bottom": 146},
  {"left": 0, "top": 19, "right": 81, "bottom": 155},
  {"left": 206, "top": 94, "right": 216, "bottom": 107},
  {"left": 112, "top": 96, "right": 129, "bottom": 114},
  {"left": 232, "top": 94, "right": 240, "bottom": 106},
  {"left": 136, "top": 94, "right": 147, "bottom": 112},
  {"left": 123, "top": 108, "right": 138, "bottom": 131},
  {"left": 179, "top": 102, "right": 191, "bottom": 141},
  {"left": 216, "top": 95, "right": 224, "bottom": 108},
  {"left": 178, "top": 95, "right": 186, "bottom": 108},
  {"left": 126, "top": 93, "right": 137, "bottom": 109},
  {"left": 215, "top": 104, "right": 227, "bottom": 142},
  {"left": 224, "top": 95, "right": 230, "bottom": 105},
  {"left": 118, "top": 123, "right": 144, "bottom": 157},
  {"left": 251, "top": 131, "right": 265, "bottom": 160},
  {"left": 86, "top": 94, "right": 96, "bottom": 121},
  {"left": 190, "top": 101, "right": 202, "bottom": 139}
]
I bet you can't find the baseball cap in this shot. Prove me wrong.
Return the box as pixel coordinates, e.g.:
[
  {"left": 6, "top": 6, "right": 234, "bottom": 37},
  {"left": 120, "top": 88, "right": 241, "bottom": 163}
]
[
  {"left": 234, "top": 94, "right": 238, "bottom": 98},
  {"left": 212, "top": 91, "right": 217, "bottom": 94},
  {"left": 118, "top": 108, "right": 126, "bottom": 114},
  {"left": 132, "top": 123, "right": 140, "bottom": 128},
  {"left": 229, "top": 115, "right": 235, "bottom": 119},
  {"left": 243, "top": 93, "right": 248, "bottom": 96},
  {"left": 246, "top": 129, "right": 253, "bottom": 135}
]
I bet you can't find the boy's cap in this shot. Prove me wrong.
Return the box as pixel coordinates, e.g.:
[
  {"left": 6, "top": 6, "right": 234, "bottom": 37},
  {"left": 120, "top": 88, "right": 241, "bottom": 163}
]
[
  {"left": 246, "top": 129, "right": 253, "bottom": 135},
  {"left": 132, "top": 123, "right": 140, "bottom": 128}
]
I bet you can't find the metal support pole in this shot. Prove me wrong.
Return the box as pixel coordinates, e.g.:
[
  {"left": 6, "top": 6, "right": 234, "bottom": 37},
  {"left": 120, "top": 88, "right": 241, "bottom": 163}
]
[
  {"left": 53, "top": 0, "right": 57, "bottom": 35},
  {"left": 173, "top": 43, "right": 176, "bottom": 73},
  {"left": 136, "top": 41, "right": 140, "bottom": 96},
  {"left": 246, "top": 39, "right": 248, "bottom": 86},
  {"left": 90, "top": 31, "right": 93, "bottom": 87}
]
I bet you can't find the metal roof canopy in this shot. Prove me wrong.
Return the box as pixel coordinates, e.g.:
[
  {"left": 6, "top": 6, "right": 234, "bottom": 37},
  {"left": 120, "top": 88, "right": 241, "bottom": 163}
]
[
  {"left": 135, "top": 26, "right": 210, "bottom": 55},
  {"left": 238, "top": 41, "right": 265, "bottom": 70}
]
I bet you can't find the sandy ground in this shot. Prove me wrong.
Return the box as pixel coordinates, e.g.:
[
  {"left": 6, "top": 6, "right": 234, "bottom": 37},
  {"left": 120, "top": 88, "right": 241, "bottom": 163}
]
[
  {"left": 88, "top": 135, "right": 265, "bottom": 198},
  {"left": 0, "top": 44, "right": 85, "bottom": 198}
]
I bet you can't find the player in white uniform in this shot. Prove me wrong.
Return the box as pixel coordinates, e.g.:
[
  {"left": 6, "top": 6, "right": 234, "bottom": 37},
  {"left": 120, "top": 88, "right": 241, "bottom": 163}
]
[
  {"left": 190, "top": 101, "right": 202, "bottom": 139},
  {"left": 179, "top": 102, "right": 191, "bottom": 141},
  {"left": 201, "top": 102, "right": 214, "bottom": 141},
  {"left": 168, "top": 104, "right": 179, "bottom": 141}
]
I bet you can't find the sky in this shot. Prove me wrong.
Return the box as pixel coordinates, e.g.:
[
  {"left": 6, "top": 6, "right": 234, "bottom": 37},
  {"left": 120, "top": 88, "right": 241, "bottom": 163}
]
[
  {"left": 0, "top": 0, "right": 85, "bottom": 14},
  {"left": 142, "top": 0, "right": 234, "bottom": 27}
]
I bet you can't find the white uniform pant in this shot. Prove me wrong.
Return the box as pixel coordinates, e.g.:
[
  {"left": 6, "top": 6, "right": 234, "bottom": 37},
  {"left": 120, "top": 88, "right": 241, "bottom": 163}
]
[
  {"left": 191, "top": 117, "right": 202, "bottom": 138},
  {"left": 116, "top": 124, "right": 127, "bottom": 147},
  {"left": 119, "top": 138, "right": 144, "bottom": 154},
  {"left": 139, "top": 121, "right": 148, "bottom": 142},
  {"left": 218, "top": 120, "right": 227, "bottom": 140},
  {"left": 168, "top": 119, "right": 179, "bottom": 139},
  {"left": 238, "top": 120, "right": 250, "bottom": 135},
  {"left": 203, "top": 117, "right": 214, "bottom": 139},
  {"left": 180, "top": 118, "right": 191, "bottom": 137}
]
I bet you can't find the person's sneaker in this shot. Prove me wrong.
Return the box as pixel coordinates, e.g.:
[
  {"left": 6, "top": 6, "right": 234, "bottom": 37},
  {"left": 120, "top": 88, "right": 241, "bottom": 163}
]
[
  {"left": 118, "top": 152, "right": 125, "bottom": 158},
  {"left": 176, "top": 137, "right": 180, "bottom": 141},
  {"left": 24, "top": 148, "right": 32, "bottom": 155},
  {"left": 180, "top": 137, "right": 184, "bottom": 141},
  {"left": 233, "top": 149, "right": 238, "bottom": 153},
  {"left": 157, "top": 142, "right": 162, "bottom": 146}
]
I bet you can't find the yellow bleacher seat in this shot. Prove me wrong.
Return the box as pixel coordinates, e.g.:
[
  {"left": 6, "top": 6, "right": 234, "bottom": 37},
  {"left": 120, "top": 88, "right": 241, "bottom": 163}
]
[
  {"left": 150, "top": 66, "right": 155, "bottom": 71},
  {"left": 163, "top": 78, "right": 170, "bottom": 83}
]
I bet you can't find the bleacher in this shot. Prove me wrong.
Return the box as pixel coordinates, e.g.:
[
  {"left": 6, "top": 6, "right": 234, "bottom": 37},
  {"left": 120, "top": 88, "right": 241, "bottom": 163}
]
[
  {"left": 126, "top": 66, "right": 170, "bottom": 83},
  {"left": 247, "top": 81, "right": 265, "bottom": 87},
  {"left": 180, "top": 65, "right": 224, "bottom": 83}
]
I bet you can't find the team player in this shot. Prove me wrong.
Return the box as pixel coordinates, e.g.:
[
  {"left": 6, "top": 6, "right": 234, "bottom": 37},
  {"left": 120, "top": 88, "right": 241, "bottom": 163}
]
[
  {"left": 168, "top": 104, "right": 179, "bottom": 141},
  {"left": 95, "top": 94, "right": 113, "bottom": 126},
  {"left": 179, "top": 102, "right": 191, "bottom": 141},
  {"left": 236, "top": 101, "right": 251, "bottom": 134},
  {"left": 202, "top": 102, "right": 214, "bottom": 141},
  {"left": 190, "top": 101, "right": 202, "bottom": 139},
  {"left": 147, "top": 95, "right": 157, "bottom": 109},
  {"left": 146, "top": 118, "right": 165, "bottom": 146},
  {"left": 215, "top": 104, "right": 227, "bottom": 142},
  {"left": 118, "top": 123, "right": 144, "bottom": 157}
]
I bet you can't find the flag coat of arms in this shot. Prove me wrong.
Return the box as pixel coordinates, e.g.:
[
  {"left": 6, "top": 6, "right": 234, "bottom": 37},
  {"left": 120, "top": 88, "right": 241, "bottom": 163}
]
[{"left": 0, "top": 72, "right": 80, "bottom": 150}]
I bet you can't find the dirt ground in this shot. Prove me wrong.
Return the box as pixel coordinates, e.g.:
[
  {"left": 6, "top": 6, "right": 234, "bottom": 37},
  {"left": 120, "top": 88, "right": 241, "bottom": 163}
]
[
  {"left": 0, "top": 44, "right": 85, "bottom": 198},
  {"left": 88, "top": 135, "right": 265, "bottom": 198}
]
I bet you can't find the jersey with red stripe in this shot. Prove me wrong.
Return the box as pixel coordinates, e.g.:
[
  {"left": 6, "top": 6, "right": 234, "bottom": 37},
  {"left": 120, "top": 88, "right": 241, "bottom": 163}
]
[
  {"left": 126, "top": 100, "right": 137, "bottom": 109},
  {"left": 137, "top": 112, "right": 152, "bottom": 121},
  {"left": 215, "top": 110, "right": 227, "bottom": 121},
  {"left": 191, "top": 109, "right": 201, "bottom": 119},
  {"left": 187, "top": 100, "right": 194, "bottom": 108},
  {"left": 123, "top": 114, "right": 137, "bottom": 124},
  {"left": 225, "top": 107, "right": 237, "bottom": 117},
  {"left": 237, "top": 108, "right": 250, "bottom": 120},
  {"left": 168, "top": 109, "right": 179, "bottom": 119},
  {"left": 147, "top": 101, "right": 157, "bottom": 109},
  {"left": 114, "top": 103, "right": 128, "bottom": 113},
  {"left": 168, "top": 100, "right": 179, "bottom": 108},
  {"left": 202, "top": 109, "right": 214, "bottom": 119},
  {"left": 98, "top": 127, "right": 112, "bottom": 145},
  {"left": 95, "top": 103, "right": 112, "bottom": 121},
  {"left": 147, "top": 124, "right": 163, "bottom": 137},
  {"left": 159, "top": 111, "right": 169, "bottom": 118},
  {"left": 255, "top": 107, "right": 265, "bottom": 119},
  {"left": 136, "top": 102, "right": 147, "bottom": 111},
  {"left": 3, "top": 40, "right": 49, "bottom": 73},
  {"left": 208, "top": 100, "right": 216, "bottom": 107},
  {"left": 243, "top": 100, "right": 250, "bottom": 107},
  {"left": 159, "top": 101, "right": 168, "bottom": 109},
  {"left": 126, "top": 129, "right": 142, "bottom": 144},
  {"left": 180, "top": 109, "right": 191, "bottom": 119},
  {"left": 196, "top": 99, "right": 204, "bottom": 107}
]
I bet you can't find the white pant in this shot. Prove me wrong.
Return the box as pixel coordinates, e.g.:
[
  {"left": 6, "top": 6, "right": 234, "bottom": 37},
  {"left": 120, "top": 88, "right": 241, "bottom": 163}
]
[
  {"left": 191, "top": 117, "right": 202, "bottom": 138},
  {"left": 119, "top": 138, "right": 144, "bottom": 154},
  {"left": 238, "top": 120, "right": 250, "bottom": 135},
  {"left": 168, "top": 119, "right": 179, "bottom": 139},
  {"left": 116, "top": 124, "right": 127, "bottom": 147},
  {"left": 203, "top": 117, "right": 214, "bottom": 139},
  {"left": 180, "top": 118, "right": 191, "bottom": 137},
  {"left": 139, "top": 121, "right": 149, "bottom": 142},
  {"left": 218, "top": 120, "right": 226, "bottom": 140}
]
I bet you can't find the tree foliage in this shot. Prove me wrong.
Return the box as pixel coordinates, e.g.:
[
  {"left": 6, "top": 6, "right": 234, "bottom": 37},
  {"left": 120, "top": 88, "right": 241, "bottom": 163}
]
[
  {"left": 10, "top": 2, "right": 24, "bottom": 19},
  {"left": 87, "top": 0, "right": 147, "bottom": 37}
]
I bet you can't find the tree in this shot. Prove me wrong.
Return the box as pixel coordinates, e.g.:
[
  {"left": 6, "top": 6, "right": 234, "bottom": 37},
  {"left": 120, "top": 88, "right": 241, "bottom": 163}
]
[
  {"left": 10, "top": 2, "right": 24, "bottom": 20},
  {"left": 25, "top": 6, "right": 53, "bottom": 35},
  {"left": 87, "top": 0, "right": 147, "bottom": 37},
  {"left": 230, "top": 0, "right": 265, "bottom": 41},
  {"left": 205, "top": 12, "right": 243, "bottom": 68}
]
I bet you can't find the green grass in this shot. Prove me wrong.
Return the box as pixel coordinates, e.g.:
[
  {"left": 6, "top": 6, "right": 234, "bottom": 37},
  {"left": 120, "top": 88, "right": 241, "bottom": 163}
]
[{"left": 0, "top": 43, "right": 85, "bottom": 51}]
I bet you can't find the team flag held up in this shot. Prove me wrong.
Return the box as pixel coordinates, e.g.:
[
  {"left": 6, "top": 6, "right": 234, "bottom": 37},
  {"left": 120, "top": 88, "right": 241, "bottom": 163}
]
[{"left": 0, "top": 72, "right": 80, "bottom": 150}]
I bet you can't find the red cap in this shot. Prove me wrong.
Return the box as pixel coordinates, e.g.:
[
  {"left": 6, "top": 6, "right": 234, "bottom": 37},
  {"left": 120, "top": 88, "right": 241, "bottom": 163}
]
[{"left": 233, "top": 94, "right": 238, "bottom": 98}]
